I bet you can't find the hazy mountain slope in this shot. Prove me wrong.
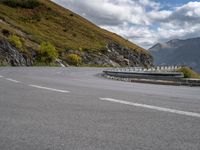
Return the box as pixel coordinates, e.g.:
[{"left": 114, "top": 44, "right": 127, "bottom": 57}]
[
  {"left": 0, "top": 0, "right": 153, "bottom": 67},
  {"left": 149, "top": 37, "right": 200, "bottom": 72}
]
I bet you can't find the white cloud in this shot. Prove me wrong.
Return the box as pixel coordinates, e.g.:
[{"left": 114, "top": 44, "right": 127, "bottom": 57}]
[
  {"left": 54, "top": 0, "right": 153, "bottom": 26},
  {"left": 156, "top": 2, "right": 200, "bottom": 43},
  {"left": 101, "top": 24, "right": 158, "bottom": 48},
  {"left": 52, "top": 0, "right": 200, "bottom": 49},
  {"left": 148, "top": 10, "right": 172, "bottom": 22}
]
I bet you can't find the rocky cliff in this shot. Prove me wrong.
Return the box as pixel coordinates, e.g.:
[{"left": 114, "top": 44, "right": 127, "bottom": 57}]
[
  {"left": 65, "top": 42, "right": 153, "bottom": 67},
  {"left": 0, "top": 39, "right": 33, "bottom": 66}
]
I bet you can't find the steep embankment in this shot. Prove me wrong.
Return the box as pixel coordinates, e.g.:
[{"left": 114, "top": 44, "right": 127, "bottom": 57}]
[
  {"left": 149, "top": 38, "right": 200, "bottom": 73},
  {"left": 0, "top": 0, "right": 153, "bottom": 67}
]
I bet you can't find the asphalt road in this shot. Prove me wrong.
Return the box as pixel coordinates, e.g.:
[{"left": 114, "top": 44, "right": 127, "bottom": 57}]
[{"left": 0, "top": 67, "right": 200, "bottom": 150}]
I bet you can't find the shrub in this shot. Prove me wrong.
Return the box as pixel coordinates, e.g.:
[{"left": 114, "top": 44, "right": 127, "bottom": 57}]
[
  {"left": 177, "top": 67, "right": 200, "bottom": 79},
  {"left": 37, "top": 42, "right": 58, "bottom": 64},
  {"left": 2, "top": 0, "right": 41, "bottom": 9},
  {"left": 8, "top": 35, "right": 22, "bottom": 49},
  {"left": 66, "top": 54, "right": 82, "bottom": 66}
]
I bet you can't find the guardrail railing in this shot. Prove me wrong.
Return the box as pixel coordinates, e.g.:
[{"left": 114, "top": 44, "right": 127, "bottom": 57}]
[
  {"left": 105, "top": 66, "right": 182, "bottom": 73},
  {"left": 102, "top": 66, "right": 200, "bottom": 86}
]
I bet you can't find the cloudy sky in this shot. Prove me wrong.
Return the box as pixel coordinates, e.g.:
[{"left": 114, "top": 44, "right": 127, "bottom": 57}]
[{"left": 52, "top": 0, "right": 200, "bottom": 49}]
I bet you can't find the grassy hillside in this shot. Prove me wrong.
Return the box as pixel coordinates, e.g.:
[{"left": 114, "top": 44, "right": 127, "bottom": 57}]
[
  {"left": 0, "top": 0, "right": 153, "bottom": 67},
  {"left": 0, "top": 0, "right": 148, "bottom": 52}
]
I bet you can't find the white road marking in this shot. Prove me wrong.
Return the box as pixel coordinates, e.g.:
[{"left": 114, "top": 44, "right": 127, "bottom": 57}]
[
  {"left": 0, "top": 75, "right": 3, "bottom": 78},
  {"left": 6, "top": 78, "right": 21, "bottom": 83},
  {"left": 99, "top": 98, "right": 200, "bottom": 118},
  {"left": 29, "top": 84, "right": 70, "bottom": 93}
]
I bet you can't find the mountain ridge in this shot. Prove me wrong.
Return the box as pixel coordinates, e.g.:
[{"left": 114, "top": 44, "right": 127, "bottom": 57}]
[{"left": 149, "top": 37, "right": 200, "bottom": 73}]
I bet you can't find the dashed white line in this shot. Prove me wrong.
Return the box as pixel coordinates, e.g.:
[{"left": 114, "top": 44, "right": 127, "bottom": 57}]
[
  {"left": 0, "top": 75, "right": 3, "bottom": 78},
  {"left": 99, "top": 98, "right": 200, "bottom": 118},
  {"left": 6, "top": 78, "right": 21, "bottom": 83},
  {"left": 29, "top": 84, "right": 70, "bottom": 93}
]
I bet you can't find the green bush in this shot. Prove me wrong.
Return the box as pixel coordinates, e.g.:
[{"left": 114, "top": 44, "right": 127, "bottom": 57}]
[
  {"left": 8, "top": 35, "right": 22, "bottom": 49},
  {"left": 66, "top": 54, "right": 82, "bottom": 66},
  {"left": 37, "top": 42, "right": 58, "bottom": 64},
  {"left": 177, "top": 67, "right": 200, "bottom": 79},
  {"left": 2, "top": 0, "right": 41, "bottom": 9}
]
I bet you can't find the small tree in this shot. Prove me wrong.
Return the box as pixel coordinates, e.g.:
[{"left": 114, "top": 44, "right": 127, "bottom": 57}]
[
  {"left": 8, "top": 35, "right": 22, "bottom": 49},
  {"left": 66, "top": 54, "right": 82, "bottom": 66},
  {"left": 37, "top": 42, "right": 58, "bottom": 64}
]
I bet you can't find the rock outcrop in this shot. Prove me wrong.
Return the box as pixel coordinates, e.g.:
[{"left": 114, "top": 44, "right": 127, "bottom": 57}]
[
  {"left": 0, "top": 38, "right": 153, "bottom": 67},
  {"left": 0, "top": 39, "right": 33, "bottom": 66},
  {"left": 106, "top": 42, "right": 153, "bottom": 67},
  {"left": 66, "top": 42, "right": 153, "bottom": 67}
]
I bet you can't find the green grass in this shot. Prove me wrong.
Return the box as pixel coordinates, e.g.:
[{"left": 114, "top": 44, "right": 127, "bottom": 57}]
[
  {"left": 0, "top": 0, "right": 150, "bottom": 62},
  {"left": 8, "top": 34, "right": 23, "bottom": 49},
  {"left": 177, "top": 67, "right": 200, "bottom": 79},
  {"left": 0, "top": 64, "right": 8, "bottom": 67}
]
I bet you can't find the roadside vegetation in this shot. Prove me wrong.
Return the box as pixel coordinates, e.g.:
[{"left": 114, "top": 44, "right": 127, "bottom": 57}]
[
  {"left": 0, "top": 64, "right": 7, "bottom": 67},
  {"left": 36, "top": 42, "right": 58, "bottom": 65},
  {"left": 8, "top": 35, "right": 22, "bottom": 49},
  {"left": 1, "top": 32, "right": 59, "bottom": 66},
  {"left": 66, "top": 54, "right": 82, "bottom": 66},
  {"left": 177, "top": 67, "right": 200, "bottom": 79},
  {"left": 8, "top": 34, "right": 28, "bottom": 53}
]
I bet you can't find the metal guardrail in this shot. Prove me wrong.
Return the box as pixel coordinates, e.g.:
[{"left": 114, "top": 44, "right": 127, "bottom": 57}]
[
  {"left": 103, "top": 66, "right": 184, "bottom": 80},
  {"left": 102, "top": 67, "right": 200, "bottom": 87},
  {"left": 105, "top": 66, "right": 182, "bottom": 73},
  {"left": 103, "top": 74, "right": 200, "bottom": 87},
  {"left": 103, "top": 70, "right": 184, "bottom": 80}
]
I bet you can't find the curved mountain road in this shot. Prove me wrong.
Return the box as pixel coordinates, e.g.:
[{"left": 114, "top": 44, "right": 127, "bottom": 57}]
[{"left": 0, "top": 67, "right": 200, "bottom": 150}]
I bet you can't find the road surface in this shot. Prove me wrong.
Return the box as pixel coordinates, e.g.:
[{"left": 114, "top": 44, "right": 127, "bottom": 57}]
[{"left": 0, "top": 67, "right": 200, "bottom": 150}]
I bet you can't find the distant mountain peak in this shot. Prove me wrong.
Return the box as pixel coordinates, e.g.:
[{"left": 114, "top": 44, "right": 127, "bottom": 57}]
[
  {"left": 166, "top": 39, "right": 181, "bottom": 44},
  {"left": 149, "top": 42, "right": 170, "bottom": 51},
  {"left": 148, "top": 43, "right": 162, "bottom": 51},
  {"left": 149, "top": 37, "right": 200, "bottom": 73}
]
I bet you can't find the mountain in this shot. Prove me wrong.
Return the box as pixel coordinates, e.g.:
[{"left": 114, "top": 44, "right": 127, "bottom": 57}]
[
  {"left": 149, "top": 37, "right": 200, "bottom": 73},
  {"left": 0, "top": 0, "right": 153, "bottom": 67}
]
